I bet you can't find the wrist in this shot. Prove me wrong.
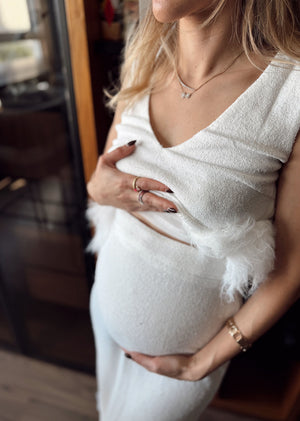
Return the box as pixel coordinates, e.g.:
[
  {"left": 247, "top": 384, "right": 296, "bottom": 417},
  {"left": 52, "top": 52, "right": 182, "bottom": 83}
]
[{"left": 188, "top": 349, "right": 212, "bottom": 381}]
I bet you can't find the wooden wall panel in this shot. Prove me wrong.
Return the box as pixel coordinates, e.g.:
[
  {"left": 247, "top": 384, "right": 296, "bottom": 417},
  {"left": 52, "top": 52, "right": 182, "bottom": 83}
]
[{"left": 64, "top": 0, "right": 99, "bottom": 183}]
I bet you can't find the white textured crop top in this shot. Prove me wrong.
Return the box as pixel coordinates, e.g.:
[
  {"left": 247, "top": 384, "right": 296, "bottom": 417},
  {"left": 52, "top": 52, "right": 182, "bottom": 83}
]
[{"left": 86, "top": 54, "right": 300, "bottom": 302}]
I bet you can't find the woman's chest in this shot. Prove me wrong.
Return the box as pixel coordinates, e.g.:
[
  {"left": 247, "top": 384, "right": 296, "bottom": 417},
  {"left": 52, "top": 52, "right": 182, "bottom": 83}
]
[
  {"left": 114, "top": 63, "right": 297, "bottom": 226},
  {"left": 149, "top": 68, "right": 264, "bottom": 148}
]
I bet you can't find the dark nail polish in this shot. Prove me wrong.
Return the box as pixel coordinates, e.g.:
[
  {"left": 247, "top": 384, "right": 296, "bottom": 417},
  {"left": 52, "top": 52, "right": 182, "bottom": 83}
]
[
  {"left": 127, "top": 140, "right": 136, "bottom": 146},
  {"left": 166, "top": 189, "right": 174, "bottom": 193},
  {"left": 166, "top": 208, "right": 177, "bottom": 213},
  {"left": 125, "top": 353, "right": 132, "bottom": 359}
]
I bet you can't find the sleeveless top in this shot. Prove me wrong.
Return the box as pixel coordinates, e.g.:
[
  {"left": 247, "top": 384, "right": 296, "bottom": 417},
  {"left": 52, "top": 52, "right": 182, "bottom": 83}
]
[{"left": 86, "top": 54, "right": 300, "bottom": 302}]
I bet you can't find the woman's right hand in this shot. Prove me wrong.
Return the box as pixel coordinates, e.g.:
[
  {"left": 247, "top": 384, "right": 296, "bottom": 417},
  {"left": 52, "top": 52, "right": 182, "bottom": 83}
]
[{"left": 86, "top": 141, "right": 177, "bottom": 213}]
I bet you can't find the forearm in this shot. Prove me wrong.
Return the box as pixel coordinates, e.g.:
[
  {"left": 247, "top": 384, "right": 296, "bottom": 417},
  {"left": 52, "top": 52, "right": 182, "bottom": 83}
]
[{"left": 191, "top": 272, "right": 300, "bottom": 380}]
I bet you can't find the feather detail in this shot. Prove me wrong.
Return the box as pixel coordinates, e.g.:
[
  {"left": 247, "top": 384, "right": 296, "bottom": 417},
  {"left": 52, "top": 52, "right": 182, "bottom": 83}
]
[
  {"left": 178, "top": 211, "right": 276, "bottom": 302},
  {"left": 85, "top": 199, "right": 116, "bottom": 254}
]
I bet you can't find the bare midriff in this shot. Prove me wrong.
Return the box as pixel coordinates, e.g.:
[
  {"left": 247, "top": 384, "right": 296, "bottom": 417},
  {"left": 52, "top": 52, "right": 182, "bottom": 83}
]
[{"left": 130, "top": 211, "right": 191, "bottom": 247}]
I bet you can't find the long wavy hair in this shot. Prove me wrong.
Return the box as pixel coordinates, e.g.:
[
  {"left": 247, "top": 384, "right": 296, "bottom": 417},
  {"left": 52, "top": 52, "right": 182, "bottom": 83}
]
[{"left": 106, "top": 0, "right": 300, "bottom": 110}]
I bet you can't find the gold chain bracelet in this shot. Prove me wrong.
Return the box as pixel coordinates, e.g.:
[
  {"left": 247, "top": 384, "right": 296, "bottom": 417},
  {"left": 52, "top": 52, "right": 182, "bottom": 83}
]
[{"left": 225, "top": 317, "right": 252, "bottom": 352}]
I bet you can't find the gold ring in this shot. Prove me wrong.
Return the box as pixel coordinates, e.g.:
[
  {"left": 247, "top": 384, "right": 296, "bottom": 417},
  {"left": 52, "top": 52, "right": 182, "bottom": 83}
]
[{"left": 132, "top": 176, "right": 141, "bottom": 192}]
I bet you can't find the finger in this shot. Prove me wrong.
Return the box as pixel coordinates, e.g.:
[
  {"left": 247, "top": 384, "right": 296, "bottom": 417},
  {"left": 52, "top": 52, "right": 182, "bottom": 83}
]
[
  {"left": 104, "top": 141, "right": 137, "bottom": 166},
  {"left": 121, "top": 348, "right": 155, "bottom": 370},
  {"left": 129, "top": 352, "right": 158, "bottom": 372},
  {"left": 137, "top": 191, "right": 178, "bottom": 212},
  {"left": 123, "top": 350, "right": 195, "bottom": 380},
  {"left": 134, "top": 177, "right": 173, "bottom": 193},
  {"left": 129, "top": 353, "right": 181, "bottom": 378}
]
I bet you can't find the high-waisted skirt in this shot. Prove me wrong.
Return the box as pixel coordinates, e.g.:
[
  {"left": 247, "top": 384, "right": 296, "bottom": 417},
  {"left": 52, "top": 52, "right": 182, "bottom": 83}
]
[{"left": 89, "top": 209, "right": 242, "bottom": 421}]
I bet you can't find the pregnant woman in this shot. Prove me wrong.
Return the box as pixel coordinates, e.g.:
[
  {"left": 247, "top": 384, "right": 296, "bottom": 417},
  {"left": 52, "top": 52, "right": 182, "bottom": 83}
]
[{"left": 86, "top": 1, "right": 300, "bottom": 420}]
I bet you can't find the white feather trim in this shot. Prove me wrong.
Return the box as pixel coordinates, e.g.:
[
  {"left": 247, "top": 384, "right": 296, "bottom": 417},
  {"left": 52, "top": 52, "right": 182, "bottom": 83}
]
[
  {"left": 85, "top": 199, "right": 116, "bottom": 254},
  {"left": 179, "top": 212, "right": 276, "bottom": 302},
  {"left": 221, "top": 220, "right": 275, "bottom": 301}
]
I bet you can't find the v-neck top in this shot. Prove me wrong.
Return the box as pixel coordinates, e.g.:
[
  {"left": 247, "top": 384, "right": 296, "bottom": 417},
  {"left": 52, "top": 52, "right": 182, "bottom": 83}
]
[{"left": 86, "top": 55, "right": 300, "bottom": 302}]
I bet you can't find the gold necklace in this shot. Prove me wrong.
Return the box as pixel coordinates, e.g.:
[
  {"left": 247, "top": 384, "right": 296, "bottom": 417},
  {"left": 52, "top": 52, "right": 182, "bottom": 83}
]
[{"left": 176, "top": 51, "right": 244, "bottom": 99}]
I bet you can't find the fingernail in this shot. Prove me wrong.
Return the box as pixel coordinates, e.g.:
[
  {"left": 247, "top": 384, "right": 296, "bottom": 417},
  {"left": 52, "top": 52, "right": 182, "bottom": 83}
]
[
  {"left": 164, "top": 208, "right": 177, "bottom": 213},
  {"left": 166, "top": 189, "right": 173, "bottom": 193},
  {"left": 125, "top": 353, "right": 132, "bottom": 359},
  {"left": 127, "top": 140, "right": 136, "bottom": 146}
]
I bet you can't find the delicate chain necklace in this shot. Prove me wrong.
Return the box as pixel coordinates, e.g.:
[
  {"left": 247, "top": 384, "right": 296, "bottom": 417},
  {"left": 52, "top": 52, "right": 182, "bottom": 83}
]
[{"left": 176, "top": 51, "right": 244, "bottom": 99}]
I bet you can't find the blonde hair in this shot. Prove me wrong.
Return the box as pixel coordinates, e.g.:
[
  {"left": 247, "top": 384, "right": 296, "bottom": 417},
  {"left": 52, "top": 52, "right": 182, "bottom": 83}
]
[{"left": 106, "top": 0, "right": 300, "bottom": 110}]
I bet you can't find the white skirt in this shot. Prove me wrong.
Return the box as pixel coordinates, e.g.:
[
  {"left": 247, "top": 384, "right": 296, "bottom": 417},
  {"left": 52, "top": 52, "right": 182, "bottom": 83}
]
[{"left": 89, "top": 209, "right": 242, "bottom": 421}]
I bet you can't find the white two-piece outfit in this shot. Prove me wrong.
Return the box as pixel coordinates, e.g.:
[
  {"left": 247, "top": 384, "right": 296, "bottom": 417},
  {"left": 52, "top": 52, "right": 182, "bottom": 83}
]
[{"left": 86, "top": 55, "right": 300, "bottom": 421}]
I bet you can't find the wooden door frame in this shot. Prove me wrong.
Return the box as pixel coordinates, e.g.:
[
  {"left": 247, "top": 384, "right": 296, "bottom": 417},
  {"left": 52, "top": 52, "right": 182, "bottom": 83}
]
[{"left": 64, "top": 0, "right": 99, "bottom": 184}]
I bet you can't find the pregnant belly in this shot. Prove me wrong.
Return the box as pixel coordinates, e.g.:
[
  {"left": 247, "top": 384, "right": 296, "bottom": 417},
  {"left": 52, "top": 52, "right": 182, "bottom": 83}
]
[{"left": 93, "top": 210, "right": 242, "bottom": 355}]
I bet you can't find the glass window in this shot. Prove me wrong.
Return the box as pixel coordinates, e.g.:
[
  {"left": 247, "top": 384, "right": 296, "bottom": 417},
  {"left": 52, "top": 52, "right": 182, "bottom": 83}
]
[{"left": 0, "top": 0, "right": 31, "bottom": 34}]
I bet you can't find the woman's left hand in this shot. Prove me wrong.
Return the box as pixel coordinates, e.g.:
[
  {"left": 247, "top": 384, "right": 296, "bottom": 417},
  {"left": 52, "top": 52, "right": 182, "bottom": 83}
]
[{"left": 121, "top": 348, "right": 204, "bottom": 382}]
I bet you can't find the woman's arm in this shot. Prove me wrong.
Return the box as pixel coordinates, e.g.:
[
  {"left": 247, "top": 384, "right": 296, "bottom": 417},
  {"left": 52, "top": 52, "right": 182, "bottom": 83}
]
[
  {"left": 124, "top": 130, "right": 300, "bottom": 381},
  {"left": 191, "top": 129, "right": 300, "bottom": 380}
]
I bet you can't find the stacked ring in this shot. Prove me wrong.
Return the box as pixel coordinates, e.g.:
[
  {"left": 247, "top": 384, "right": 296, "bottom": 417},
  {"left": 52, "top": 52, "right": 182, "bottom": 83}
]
[
  {"left": 132, "top": 176, "right": 141, "bottom": 192},
  {"left": 138, "top": 190, "right": 147, "bottom": 205}
]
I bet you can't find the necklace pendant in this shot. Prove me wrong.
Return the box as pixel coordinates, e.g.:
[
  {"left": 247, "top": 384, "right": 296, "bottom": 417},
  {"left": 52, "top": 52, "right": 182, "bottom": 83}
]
[{"left": 181, "top": 92, "right": 192, "bottom": 99}]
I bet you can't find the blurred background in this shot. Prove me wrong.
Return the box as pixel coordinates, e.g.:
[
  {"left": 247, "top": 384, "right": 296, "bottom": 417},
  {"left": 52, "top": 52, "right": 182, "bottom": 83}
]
[{"left": 0, "top": 1, "right": 299, "bottom": 420}]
